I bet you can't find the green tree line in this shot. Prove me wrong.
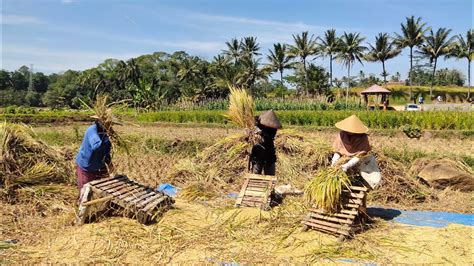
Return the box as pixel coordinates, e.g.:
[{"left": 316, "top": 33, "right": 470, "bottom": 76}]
[{"left": 1, "top": 16, "right": 472, "bottom": 109}]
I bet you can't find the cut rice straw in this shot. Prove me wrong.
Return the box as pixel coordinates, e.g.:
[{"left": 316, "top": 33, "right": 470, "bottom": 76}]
[
  {"left": 304, "top": 167, "right": 351, "bottom": 213},
  {"left": 225, "top": 85, "right": 255, "bottom": 129}
]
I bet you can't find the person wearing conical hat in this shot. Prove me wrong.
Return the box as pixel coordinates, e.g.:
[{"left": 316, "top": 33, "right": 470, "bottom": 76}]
[
  {"left": 249, "top": 110, "right": 282, "bottom": 176},
  {"left": 331, "top": 114, "right": 382, "bottom": 217},
  {"left": 331, "top": 114, "right": 381, "bottom": 190}
]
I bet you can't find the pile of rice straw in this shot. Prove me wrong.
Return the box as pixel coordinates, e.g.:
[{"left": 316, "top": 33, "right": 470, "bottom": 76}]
[{"left": 0, "top": 123, "right": 75, "bottom": 197}]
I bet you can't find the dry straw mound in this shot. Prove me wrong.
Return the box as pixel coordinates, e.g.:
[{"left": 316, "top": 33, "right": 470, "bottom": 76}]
[
  {"left": 369, "top": 153, "right": 433, "bottom": 205},
  {"left": 0, "top": 123, "right": 75, "bottom": 195}
]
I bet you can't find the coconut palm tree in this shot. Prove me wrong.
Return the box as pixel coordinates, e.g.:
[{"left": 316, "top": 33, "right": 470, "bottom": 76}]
[
  {"left": 266, "top": 43, "right": 293, "bottom": 84},
  {"left": 418, "top": 28, "right": 455, "bottom": 97},
  {"left": 395, "top": 16, "right": 428, "bottom": 98},
  {"left": 223, "top": 38, "right": 242, "bottom": 64},
  {"left": 240, "top": 36, "right": 261, "bottom": 60},
  {"left": 238, "top": 58, "right": 267, "bottom": 90},
  {"left": 289, "top": 31, "right": 318, "bottom": 94},
  {"left": 318, "top": 29, "right": 340, "bottom": 86},
  {"left": 336, "top": 32, "right": 367, "bottom": 103},
  {"left": 366, "top": 33, "right": 402, "bottom": 83},
  {"left": 447, "top": 29, "right": 473, "bottom": 98}
]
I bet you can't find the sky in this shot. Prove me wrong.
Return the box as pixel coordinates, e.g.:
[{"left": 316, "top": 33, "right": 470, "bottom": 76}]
[{"left": 1, "top": 0, "right": 473, "bottom": 81}]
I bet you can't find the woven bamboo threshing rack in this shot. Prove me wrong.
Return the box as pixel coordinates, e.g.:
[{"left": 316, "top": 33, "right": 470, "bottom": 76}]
[
  {"left": 235, "top": 173, "right": 276, "bottom": 210},
  {"left": 78, "top": 175, "right": 174, "bottom": 225},
  {"left": 302, "top": 185, "right": 368, "bottom": 239}
]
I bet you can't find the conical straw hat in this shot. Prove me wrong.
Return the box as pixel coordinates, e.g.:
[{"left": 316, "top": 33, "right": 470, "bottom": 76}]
[
  {"left": 259, "top": 110, "right": 282, "bottom": 129},
  {"left": 335, "top": 115, "right": 368, "bottom": 134}
]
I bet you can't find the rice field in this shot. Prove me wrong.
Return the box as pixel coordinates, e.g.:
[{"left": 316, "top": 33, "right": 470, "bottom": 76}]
[{"left": 0, "top": 120, "right": 473, "bottom": 264}]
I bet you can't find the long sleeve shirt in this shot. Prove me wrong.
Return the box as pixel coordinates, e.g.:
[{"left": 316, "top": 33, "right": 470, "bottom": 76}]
[
  {"left": 75, "top": 124, "right": 111, "bottom": 172},
  {"left": 250, "top": 126, "right": 277, "bottom": 164}
]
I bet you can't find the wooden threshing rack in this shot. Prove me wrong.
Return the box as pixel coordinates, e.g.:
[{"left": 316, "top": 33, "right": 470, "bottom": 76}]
[
  {"left": 302, "top": 185, "right": 368, "bottom": 239},
  {"left": 235, "top": 173, "right": 276, "bottom": 210},
  {"left": 78, "top": 175, "right": 174, "bottom": 224}
]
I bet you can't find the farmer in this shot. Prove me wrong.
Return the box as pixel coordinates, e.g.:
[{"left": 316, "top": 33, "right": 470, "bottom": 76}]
[
  {"left": 75, "top": 115, "right": 115, "bottom": 199},
  {"left": 249, "top": 110, "right": 282, "bottom": 176},
  {"left": 330, "top": 115, "right": 382, "bottom": 213}
]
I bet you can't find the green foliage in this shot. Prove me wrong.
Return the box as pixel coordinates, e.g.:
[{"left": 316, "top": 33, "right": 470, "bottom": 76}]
[
  {"left": 400, "top": 124, "right": 423, "bottom": 139},
  {"left": 137, "top": 110, "right": 474, "bottom": 130},
  {"left": 0, "top": 21, "right": 472, "bottom": 109}
]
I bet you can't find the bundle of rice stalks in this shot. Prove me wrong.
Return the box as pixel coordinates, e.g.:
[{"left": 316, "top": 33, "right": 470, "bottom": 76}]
[
  {"left": 80, "top": 95, "right": 129, "bottom": 156},
  {"left": 93, "top": 95, "right": 130, "bottom": 153},
  {"left": 0, "top": 123, "right": 75, "bottom": 194},
  {"left": 304, "top": 167, "right": 351, "bottom": 213},
  {"left": 225, "top": 86, "right": 255, "bottom": 129}
]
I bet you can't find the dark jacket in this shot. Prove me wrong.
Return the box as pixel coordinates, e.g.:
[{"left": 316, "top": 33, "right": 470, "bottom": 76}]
[{"left": 250, "top": 125, "right": 277, "bottom": 164}]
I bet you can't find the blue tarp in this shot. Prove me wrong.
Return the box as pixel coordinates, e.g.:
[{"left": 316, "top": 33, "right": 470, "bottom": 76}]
[
  {"left": 156, "top": 183, "right": 179, "bottom": 197},
  {"left": 368, "top": 207, "right": 474, "bottom": 228},
  {"left": 394, "top": 210, "right": 474, "bottom": 227}
]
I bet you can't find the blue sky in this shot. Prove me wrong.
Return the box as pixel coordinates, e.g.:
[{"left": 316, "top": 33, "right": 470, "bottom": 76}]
[{"left": 1, "top": 0, "right": 473, "bottom": 81}]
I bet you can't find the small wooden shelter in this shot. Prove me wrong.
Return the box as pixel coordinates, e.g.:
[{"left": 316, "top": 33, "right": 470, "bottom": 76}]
[{"left": 361, "top": 84, "right": 391, "bottom": 107}]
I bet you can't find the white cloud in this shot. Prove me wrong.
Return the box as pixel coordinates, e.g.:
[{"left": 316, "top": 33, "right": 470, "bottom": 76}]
[
  {"left": 191, "top": 13, "right": 323, "bottom": 32},
  {"left": 124, "top": 38, "right": 223, "bottom": 53},
  {"left": 1, "top": 14, "right": 45, "bottom": 25},
  {"left": 61, "top": 0, "right": 75, "bottom": 4}
]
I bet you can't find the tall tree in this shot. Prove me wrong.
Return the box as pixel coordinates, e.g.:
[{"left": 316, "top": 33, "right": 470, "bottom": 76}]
[
  {"left": 336, "top": 32, "right": 367, "bottom": 103},
  {"left": 240, "top": 36, "right": 261, "bottom": 60},
  {"left": 238, "top": 58, "right": 267, "bottom": 90},
  {"left": 318, "top": 29, "right": 340, "bottom": 86},
  {"left": 366, "top": 33, "right": 402, "bottom": 83},
  {"left": 418, "top": 28, "right": 455, "bottom": 97},
  {"left": 395, "top": 16, "right": 428, "bottom": 98},
  {"left": 446, "top": 29, "right": 473, "bottom": 98},
  {"left": 223, "top": 38, "right": 242, "bottom": 63},
  {"left": 289, "top": 31, "right": 318, "bottom": 94},
  {"left": 266, "top": 43, "right": 293, "bottom": 84}
]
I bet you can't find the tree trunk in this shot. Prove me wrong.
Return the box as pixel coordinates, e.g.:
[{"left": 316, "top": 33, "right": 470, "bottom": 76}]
[
  {"left": 280, "top": 69, "right": 284, "bottom": 85},
  {"left": 303, "top": 57, "right": 308, "bottom": 95},
  {"left": 329, "top": 54, "right": 333, "bottom": 87},
  {"left": 409, "top": 47, "right": 413, "bottom": 99},
  {"left": 468, "top": 59, "right": 471, "bottom": 99},
  {"left": 346, "top": 64, "right": 351, "bottom": 104},
  {"left": 430, "top": 58, "right": 437, "bottom": 98},
  {"left": 382, "top": 60, "right": 387, "bottom": 84}
]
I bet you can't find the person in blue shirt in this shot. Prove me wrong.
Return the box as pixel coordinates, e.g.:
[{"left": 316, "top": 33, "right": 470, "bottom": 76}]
[{"left": 75, "top": 118, "right": 113, "bottom": 194}]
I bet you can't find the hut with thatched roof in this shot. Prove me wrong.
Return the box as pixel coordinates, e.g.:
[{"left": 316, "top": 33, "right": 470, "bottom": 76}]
[{"left": 360, "top": 84, "right": 391, "bottom": 109}]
